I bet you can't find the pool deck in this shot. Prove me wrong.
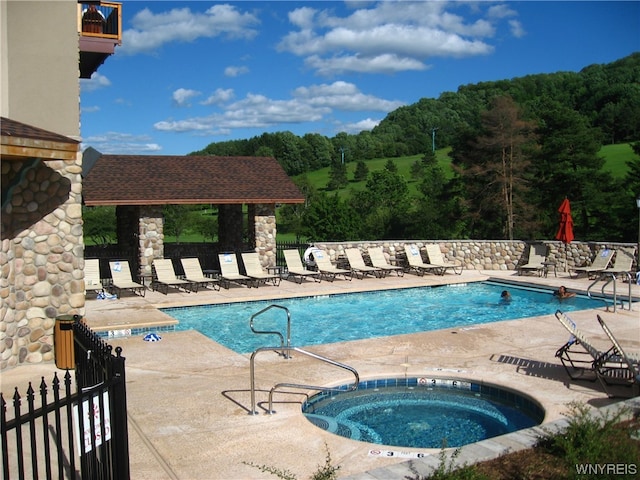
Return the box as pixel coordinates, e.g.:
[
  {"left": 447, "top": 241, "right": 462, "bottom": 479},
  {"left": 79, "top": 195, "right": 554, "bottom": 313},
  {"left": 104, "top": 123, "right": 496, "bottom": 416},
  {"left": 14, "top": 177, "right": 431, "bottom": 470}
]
[{"left": 2, "top": 269, "right": 639, "bottom": 479}]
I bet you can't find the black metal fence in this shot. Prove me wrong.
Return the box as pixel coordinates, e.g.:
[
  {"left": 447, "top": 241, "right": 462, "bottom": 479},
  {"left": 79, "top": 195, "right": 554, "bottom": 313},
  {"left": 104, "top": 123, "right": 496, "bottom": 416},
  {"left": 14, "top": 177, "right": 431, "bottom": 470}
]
[
  {"left": 1, "top": 318, "right": 129, "bottom": 480},
  {"left": 275, "top": 240, "right": 310, "bottom": 267}
]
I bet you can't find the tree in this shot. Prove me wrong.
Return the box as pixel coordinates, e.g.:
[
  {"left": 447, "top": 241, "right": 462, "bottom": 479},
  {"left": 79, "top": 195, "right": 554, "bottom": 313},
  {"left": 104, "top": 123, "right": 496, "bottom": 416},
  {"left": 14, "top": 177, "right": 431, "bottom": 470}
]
[
  {"left": 453, "top": 95, "right": 538, "bottom": 239},
  {"left": 531, "top": 98, "right": 612, "bottom": 240},
  {"left": 190, "top": 208, "right": 217, "bottom": 241},
  {"left": 353, "top": 160, "right": 369, "bottom": 182},
  {"left": 83, "top": 206, "right": 116, "bottom": 245},
  {"left": 163, "top": 205, "right": 192, "bottom": 242},
  {"left": 301, "top": 193, "right": 359, "bottom": 241},
  {"left": 327, "top": 160, "right": 348, "bottom": 190},
  {"left": 351, "top": 168, "right": 410, "bottom": 239}
]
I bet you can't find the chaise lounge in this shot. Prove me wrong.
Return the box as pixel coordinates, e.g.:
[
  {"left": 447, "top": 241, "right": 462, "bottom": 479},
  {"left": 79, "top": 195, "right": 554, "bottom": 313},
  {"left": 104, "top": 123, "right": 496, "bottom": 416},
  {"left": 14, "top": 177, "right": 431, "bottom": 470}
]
[
  {"left": 109, "top": 260, "right": 146, "bottom": 298},
  {"left": 241, "top": 252, "right": 281, "bottom": 287},
  {"left": 181, "top": 258, "right": 220, "bottom": 292},
  {"left": 283, "top": 250, "right": 321, "bottom": 283},
  {"left": 344, "top": 248, "right": 383, "bottom": 279}
]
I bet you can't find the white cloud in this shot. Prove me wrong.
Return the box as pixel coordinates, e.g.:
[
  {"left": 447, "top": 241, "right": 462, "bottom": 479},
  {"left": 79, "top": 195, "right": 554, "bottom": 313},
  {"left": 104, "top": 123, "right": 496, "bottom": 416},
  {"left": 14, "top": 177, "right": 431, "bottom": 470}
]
[
  {"left": 172, "top": 88, "right": 201, "bottom": 107},
  {"left": 305, "top": 53, "right": 428, "bottom": 75},
  {"left": 509, "top": 20, "right": 526, "bottom": 38},
  {"left": 293, "top": 81, "right": 404, "bottom": 111},
  {"left": 201, "top": 88, "right": 235, "bottom": 106},
  {"left": 80, "top": 72, "right": 111, "bottom": 92},
  {"left": 153, "top": 81, "right": 404, "bottom": 135},
  {"left": 121, "top": 4, "right": 259, "bottom": 55},
  {"left": 277, "top": 2, "right": 515, "bottom": 75},
  {"left": 82, "top": 132, "right": 162, "bottom": 154},
  {"left": 81, "top": 105, "right": 100, "bottom": 113},
  {"left": 340, "top": 117, "right": 380, "bottom": 134},
  {"left": 224, "top": 65, "right": 250, "bottom": 77}
]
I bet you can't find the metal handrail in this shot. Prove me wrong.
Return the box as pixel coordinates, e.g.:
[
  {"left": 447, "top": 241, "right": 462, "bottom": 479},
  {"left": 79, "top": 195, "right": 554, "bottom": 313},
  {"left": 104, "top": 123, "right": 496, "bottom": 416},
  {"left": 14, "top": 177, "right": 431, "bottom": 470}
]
[
  {"left": 250, "top": 305, "right": 291, "bottom": 358},
  {"left": 588, "top": 273, "right": 616, "bottom": 312},
  {"left": 587, "top": 272, "right": 634, "bottom": 312},
  {"left": 249, "top": 346, "right": 359, "bottom": 415}
]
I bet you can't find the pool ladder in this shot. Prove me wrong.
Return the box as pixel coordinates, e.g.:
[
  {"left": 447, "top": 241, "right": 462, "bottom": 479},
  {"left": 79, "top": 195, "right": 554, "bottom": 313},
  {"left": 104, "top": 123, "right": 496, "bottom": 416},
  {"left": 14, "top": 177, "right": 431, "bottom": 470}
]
[
  {"left": 248, "top": 305, "right": 359, "bottom": 415},
  {"left": 587, "top": 272, "right": 634, "bottom": 312}
]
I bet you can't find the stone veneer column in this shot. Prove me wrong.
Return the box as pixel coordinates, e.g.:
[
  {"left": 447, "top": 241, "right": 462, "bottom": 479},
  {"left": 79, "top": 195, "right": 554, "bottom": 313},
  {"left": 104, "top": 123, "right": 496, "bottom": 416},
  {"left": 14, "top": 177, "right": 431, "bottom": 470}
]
[
  {"left": 1, "top": 157, "right": 84, "bottom": 370},
  {"left": 138, "top": 206, "right": 164, "bottom": 276},
  {"left": 253, "top": 204, "right": 276, "bottom": 267}
]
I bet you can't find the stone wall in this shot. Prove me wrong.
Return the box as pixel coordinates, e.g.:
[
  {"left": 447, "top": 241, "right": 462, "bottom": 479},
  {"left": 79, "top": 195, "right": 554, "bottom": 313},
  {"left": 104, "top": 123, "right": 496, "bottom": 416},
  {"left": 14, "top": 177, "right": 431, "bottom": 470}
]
[
  {"left": 312, "top": 240, "right": 636, "bottom": 272},
  {"left": 253, "top": 204, "right": 277, "bottom": 267},
  {"left": 1, "top": 157, "right": 84, "bottom": 370},
  {"left": 138, "top": 206, "right": 164, "bottom": 276}
]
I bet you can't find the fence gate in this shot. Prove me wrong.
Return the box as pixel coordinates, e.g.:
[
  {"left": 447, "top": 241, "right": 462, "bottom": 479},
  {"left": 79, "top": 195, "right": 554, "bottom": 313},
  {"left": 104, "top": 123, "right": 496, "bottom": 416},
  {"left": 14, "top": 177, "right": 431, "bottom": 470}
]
[{"left": 1, "top": 318, "right": 130, "bottom": 480}]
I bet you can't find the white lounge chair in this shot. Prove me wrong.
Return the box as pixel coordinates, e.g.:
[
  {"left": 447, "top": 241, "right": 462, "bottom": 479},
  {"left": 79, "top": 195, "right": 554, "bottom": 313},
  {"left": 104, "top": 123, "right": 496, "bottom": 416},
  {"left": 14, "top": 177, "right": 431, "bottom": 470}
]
[
  {"left": 218, "top": 253, "right": 253, "bottom": 288},
  {"left": 84, "top": 258, "right": 104, "bottom": 294},
  {"left": 241, "top": 252, "right": 281, "bottom": 287},
  {"left": 314, "top": 250, "right": 352, "bottom": 282},
  {"left": 603, "top": 247, "right": 635, "bottom": 278},
  {"left": 404, "top": 245, "right": 441, "bottom": 276},
  {"left": 180, "top": 258, "right": 220, "bottom": 292},
  {"left": 367, "top": 247, "right": 404, "bottom": 276},
  {"left": 344, "top": 248, "right": 383, "bottom": 279},
  {"left": 596, "top": 315, "right": 640, "bottom": 397},
  {"left": 283, "top": 250, "right": 321, "bottom": 283},
  {"left": 108, "top": 260, "right": 145, "bottom": 298},
  {"left": 554, "top": 310, "right": 637, "bottom": 393},
  {"left": 571, "top": 248, "right": 615, "bottom": 279},
  {"left": 517, "top": 244, "right": 547, "bottom": 276},
  {"left": 153, "top": 259, "right": 194, "bottom": 294},
  {"left": 425, "top": 244, "right": 463, "bottom": 275}
]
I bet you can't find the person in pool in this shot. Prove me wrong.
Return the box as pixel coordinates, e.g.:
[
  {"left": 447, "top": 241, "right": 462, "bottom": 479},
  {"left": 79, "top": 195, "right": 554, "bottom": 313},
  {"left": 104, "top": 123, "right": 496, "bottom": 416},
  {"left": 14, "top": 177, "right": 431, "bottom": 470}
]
[
  {"left": 554, "top": 285, "right": 576, "bottom": 299},
  {"left": 500, "top": 290, "right": 512, "bottom": 304}
]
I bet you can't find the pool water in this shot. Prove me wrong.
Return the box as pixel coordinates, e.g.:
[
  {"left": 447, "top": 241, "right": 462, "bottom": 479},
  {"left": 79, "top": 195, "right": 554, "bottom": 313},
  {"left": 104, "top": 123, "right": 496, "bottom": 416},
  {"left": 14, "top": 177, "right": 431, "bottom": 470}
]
[
  {"left": 163, "top": 282, "right": 595, "bottom": 354},
  {"left": 302, "top": 377, "right": 545, "bottom": 449}
]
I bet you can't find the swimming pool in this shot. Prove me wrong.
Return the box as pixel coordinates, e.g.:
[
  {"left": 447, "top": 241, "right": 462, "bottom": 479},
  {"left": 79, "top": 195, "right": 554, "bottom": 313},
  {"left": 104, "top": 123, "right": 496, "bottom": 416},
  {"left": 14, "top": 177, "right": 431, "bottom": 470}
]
[
  {"left": 162, "top": 281, "right": 596, "bottom": 354},
  {"left": 302, "top": 377, "right": 545, "bottom": 449}
]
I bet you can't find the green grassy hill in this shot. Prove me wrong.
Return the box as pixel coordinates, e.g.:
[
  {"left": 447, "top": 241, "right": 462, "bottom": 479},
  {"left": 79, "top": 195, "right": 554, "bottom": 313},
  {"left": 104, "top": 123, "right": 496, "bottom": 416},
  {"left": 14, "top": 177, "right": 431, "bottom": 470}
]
[
  {"left": 296, "top": 143, "right": 634, "bottom": 197},
  {"left": 600, "top": 143, "right": 636, "bottom": 177}
]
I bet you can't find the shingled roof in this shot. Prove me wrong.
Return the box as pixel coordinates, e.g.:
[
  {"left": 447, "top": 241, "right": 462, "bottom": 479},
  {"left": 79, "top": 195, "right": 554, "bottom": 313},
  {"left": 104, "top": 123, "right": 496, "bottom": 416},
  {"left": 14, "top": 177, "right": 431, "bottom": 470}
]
[
  {"left": 1, "top": 117, "right": 79, "bottom": 161},
  {"left": 82, "top": 153, "right": 305, "bottom": 206}
]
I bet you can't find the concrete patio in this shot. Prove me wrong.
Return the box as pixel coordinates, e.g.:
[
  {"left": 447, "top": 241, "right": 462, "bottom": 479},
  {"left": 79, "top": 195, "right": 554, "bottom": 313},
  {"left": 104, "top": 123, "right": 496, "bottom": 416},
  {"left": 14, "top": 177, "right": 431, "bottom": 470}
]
[{"left": 2, "top": 269, "right": 639, "bottom": 479}]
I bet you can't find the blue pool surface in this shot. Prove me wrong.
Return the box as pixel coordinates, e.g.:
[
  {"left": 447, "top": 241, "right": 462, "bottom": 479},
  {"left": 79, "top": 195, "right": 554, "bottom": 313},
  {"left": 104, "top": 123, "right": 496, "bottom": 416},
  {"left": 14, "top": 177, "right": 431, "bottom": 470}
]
[
  {"left": 302, "top": 377, "right": 545, "bottom": 448},
  {"left": 162, "top": 281, "right": 597, "bottom": 354}
]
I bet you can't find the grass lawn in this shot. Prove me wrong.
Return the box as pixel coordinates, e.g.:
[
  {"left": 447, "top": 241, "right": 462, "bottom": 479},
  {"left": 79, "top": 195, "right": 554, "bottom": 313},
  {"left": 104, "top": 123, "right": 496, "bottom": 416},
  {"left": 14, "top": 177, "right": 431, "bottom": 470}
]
[{"left": 600, "top": 143, "right": 636, "bottom": 177}]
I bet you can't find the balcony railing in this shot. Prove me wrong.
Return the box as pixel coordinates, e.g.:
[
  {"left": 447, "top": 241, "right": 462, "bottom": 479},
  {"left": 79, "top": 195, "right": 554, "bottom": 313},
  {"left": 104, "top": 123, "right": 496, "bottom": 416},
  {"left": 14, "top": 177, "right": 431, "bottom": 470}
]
[{"left": 77, "top": 1, "right": 122, "bottom": 44}]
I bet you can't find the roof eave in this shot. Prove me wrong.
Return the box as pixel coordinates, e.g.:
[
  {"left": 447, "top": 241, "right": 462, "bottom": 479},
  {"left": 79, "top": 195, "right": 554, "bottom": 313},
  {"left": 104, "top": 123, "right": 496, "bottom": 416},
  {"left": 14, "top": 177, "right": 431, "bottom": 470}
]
[{"left": 84, "top": 198, "right": 306, "bottom": 207}]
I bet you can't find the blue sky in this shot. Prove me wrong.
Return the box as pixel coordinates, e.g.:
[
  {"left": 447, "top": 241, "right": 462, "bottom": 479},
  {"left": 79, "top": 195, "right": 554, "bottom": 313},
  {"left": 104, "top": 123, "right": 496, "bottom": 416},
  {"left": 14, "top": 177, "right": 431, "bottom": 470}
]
[{"left": 80, "top": 1, "right": 640, "bottom": 156}]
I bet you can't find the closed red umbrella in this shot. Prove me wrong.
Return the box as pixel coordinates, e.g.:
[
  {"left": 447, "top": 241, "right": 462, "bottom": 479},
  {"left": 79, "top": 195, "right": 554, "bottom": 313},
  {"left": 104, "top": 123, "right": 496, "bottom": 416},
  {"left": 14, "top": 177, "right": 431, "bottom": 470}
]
[{"left": 555, "top": 198, "right": 574, "bottom": 244}]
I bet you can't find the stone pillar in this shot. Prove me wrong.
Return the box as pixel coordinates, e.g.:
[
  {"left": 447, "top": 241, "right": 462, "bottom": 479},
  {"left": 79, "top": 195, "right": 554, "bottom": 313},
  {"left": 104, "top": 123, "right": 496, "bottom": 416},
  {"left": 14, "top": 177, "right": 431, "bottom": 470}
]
[
  {"left": 1, "top": 156, "right": 84, "bottom": 370},
  {"left": 253, "top": 203, "right": 276, "bottom": 267},
  {"left": 138, "top": 206, "right": 164, "bottom": 276},
  {"left": 218, "top": 204, "right": 244, "bottom": 252}
]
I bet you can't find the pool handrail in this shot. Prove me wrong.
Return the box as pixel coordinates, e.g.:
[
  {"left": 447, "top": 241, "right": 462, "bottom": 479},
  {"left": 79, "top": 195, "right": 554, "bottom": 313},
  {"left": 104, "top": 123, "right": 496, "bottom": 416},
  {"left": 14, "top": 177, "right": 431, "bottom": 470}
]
[
  {"left": 249, "top": 346, "right": 359, "bottom": 415},
  {"left": 250, "top": 304, "right": 291, "bottom": 358},
  {"left": 587, "top": 271, "right": 633, "bottom": 312}
]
